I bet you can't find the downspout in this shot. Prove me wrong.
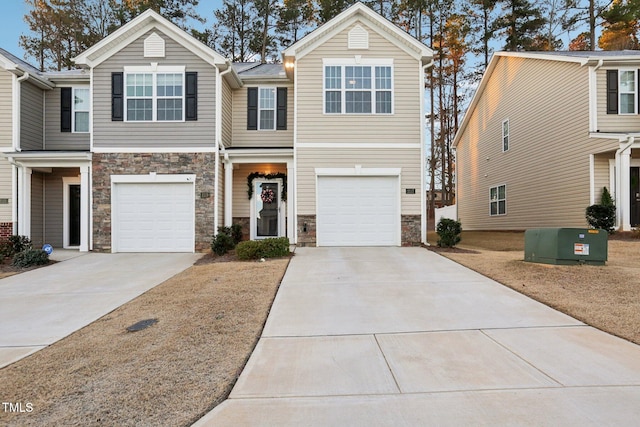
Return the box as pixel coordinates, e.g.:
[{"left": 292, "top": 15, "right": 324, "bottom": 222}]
[
  {"left": 214, "top": 61, "right": 234, "bottom": 236},
  {"left": 13, "top": 72, "right": 30, "bottom": 152},
  {"left": 421, "top": 59, "right": 434, "bottom": 245},
  {"left": 615, "top": 135, "right": 635, "bottom": 229}
]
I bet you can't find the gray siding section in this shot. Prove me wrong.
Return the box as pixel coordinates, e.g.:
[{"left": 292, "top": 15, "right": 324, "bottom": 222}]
[
  {"left": 597, "top": 68, "right": 640, "bottom": 133},
  {"left": 20, "top": 81, "right": 43, "bottom": 150},
  {"left": 31, "top": 172, "right": 44, "bottom": 247},
  {"left": 0, "top": 159, "right": 12, "bottom": 222},
  {"left": 231, "top": 84, "right": 293, "bottom": 147},
  {"left": 44, "top": 87, "right": 90, "bottom": 150},
  {"left": 0, "top": 71, "right": 12, "bottom": 147},
  {"left": 93, "top": 29, "right": 217, "bottom": 150},
  {"left": 456, "top": 56, "right": 619, "bottom": 230},
  {"left": 42, "top": 168, "right": 79, "bottom": 248}
]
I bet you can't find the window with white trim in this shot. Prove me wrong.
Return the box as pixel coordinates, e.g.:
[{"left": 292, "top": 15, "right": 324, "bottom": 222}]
[
  {"left": 502, "top": 119, "right": 509, "bottom": 152},
  {"left": 259, "top": 87, "right": 276, "bottom": 130},
  {"left": 619, "top": 69, "right": 637, "bottom": 114},
  {"left": 324, "top": 64, "right": 393, "bottom": 114},
  {"left": 73, "top": 88, "right": 89, "bottom": 133},
  {"left": 124, "top": 66, "right": 184, "bottom": 121},
  {"left": 490, "top": 185, "right": 506, "bottom": 216}
]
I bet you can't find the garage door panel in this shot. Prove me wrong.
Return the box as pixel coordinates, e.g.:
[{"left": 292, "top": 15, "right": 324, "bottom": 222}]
[
  {"left": 114, "top": 182, "right": 194, "bottom": 252},
  {"left": 317, "top": 176, "right": 399, "bottom": 246}
]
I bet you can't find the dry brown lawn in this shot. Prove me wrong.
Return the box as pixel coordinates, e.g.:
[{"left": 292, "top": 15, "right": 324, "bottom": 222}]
[
  {"left": 428, "top": 231, "right": 640, "bottom": 346},
  {"left": 0, "top": 255, "right": 289, "bottom": 427}
]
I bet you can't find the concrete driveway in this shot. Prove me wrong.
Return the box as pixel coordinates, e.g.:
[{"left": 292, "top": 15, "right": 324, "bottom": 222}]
[
  {"left": 196, "top": 247, "right": 640, "bottom": 426},
  {"left": 0, "top": 252, "right": 200, "bottom": 368}
]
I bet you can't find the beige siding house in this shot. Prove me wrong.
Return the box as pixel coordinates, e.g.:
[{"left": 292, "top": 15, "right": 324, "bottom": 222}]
[
  {"left": 1, "top": 3, "right": 432, "bottom": 252},
  {"left": 454, "top": 51, "right": 640, "bottom": 232}
]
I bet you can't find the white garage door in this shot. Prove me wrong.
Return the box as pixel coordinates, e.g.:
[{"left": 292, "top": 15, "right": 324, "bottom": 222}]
[
  {"left": 317, "top": 176, "right": 399, "bottom": 246},
  {"left": 113, "top": 182, "right": 194, "bottom": 252}
]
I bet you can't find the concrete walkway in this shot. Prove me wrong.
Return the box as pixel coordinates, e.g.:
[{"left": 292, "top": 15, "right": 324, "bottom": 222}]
[
  {"left": 195, "top": 247, "right": 640, "bottom": 426},
  {"left": 0, "top": 252, "right": 200, "bottom": 368}
]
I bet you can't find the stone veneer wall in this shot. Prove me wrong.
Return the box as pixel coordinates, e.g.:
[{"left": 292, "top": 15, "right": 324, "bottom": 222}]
[
  {"left": 92, "top": 153, "right": 215, "bottom": 252},
  {"left": 401, "top": 214, "right": 422, "bottom": 246},
  {"left": 296, "top": 215, "right": 316, "bottom": 247},
  {"left": 0, "top": 222, "right": 13, "bottom": 240}
]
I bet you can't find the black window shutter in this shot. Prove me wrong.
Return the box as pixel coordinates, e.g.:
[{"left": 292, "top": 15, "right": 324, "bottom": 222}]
[
  {"left": 247, "top": 87, "right": 258, "bottom": 130},
  {"left": 277, "top": 87, "right": 287, "bottom": 130},
  {"left": 185, "top": 72, "right": 197, "bottom": 121},
  {"left": 60, "top": 87, "right": 72, "bottom": 132},
  {"left": 606, "top": 69, "right": 618, "bottom": 115},
  {"left": 112, "top": 72, "right": 124, "bottom": 121}
]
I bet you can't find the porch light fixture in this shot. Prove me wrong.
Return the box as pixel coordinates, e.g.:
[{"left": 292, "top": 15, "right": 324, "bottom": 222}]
[{"left": 285, "top": 62, "right": 294, "bottom": 69}]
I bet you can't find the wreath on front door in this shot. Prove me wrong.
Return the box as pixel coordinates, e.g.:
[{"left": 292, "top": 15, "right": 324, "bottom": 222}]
[
  {"left": 260, "top": 187, "right": 275, "bottom": 204},
  {"left": 247, "top": 172, "right": 287, "bottom": 202}
]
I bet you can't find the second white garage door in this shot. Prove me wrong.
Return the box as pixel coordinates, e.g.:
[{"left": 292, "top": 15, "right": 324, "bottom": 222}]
[
  {"left": 113, "top": 182, "right": 194, "bottom": 252},
  {"left": 317, "top": 176, "right": 399, "bottom": 246}
]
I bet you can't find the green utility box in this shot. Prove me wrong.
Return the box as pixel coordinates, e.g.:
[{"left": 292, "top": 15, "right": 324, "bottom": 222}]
[{"left": 524, "top": 228, "right": 608, "bottom": 266}]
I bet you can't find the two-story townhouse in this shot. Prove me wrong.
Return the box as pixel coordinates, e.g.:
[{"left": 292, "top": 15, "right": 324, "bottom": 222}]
[
  {"left": 2, "top": 2, "right": 432, "bottom": 253},
  {"left": 0, "top": 49, "right": 92, "bottom": 252},
  {"left": 454, "top": 51, "right": 640, "bottom": 232}
]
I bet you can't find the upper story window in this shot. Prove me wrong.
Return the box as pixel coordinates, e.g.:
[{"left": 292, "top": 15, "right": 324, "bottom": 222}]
[
  {"left": 323, "top": 59, "right": 393, "bottom": 115},
  {"left": 247, "top": 87, "right": 288, "bottom": 131},
  {"left": 73, "top": 88, "right": 90, "bottom": 132},
  {"left": 124, "top": 66, "right": 184, "bottom": 122},
  {"left": 61, "top": 86, "right": 89, "bottom": 133},
  {"left": 606, "top": 69, "right": 638, "bottom": 115},
  {"left": 490, "top": 184, "right": 506, "bottom": 216},
  {"left": 502, "top": 119, "right": 509, "bottom": 152}
]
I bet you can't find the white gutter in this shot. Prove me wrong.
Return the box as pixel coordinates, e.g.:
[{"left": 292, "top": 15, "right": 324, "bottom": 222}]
[{"left": 214, "top": 60, "right": 234, "bottom": 235}]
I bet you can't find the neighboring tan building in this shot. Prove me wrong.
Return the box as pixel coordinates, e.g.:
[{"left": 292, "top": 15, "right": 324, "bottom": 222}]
[
  {"left": 0, "top": 3, "right": 433, "bottom": 252},
  {"left": 454, "top": 51, "right": 640, "bottom": 231}
]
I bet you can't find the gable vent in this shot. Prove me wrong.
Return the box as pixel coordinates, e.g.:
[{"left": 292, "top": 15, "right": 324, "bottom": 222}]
[
  {"left": 144, "top": 32, "right": 165, "bottom": 58},
  {"left": 348, "top": 25, "right": 369, "bottom": 49}
]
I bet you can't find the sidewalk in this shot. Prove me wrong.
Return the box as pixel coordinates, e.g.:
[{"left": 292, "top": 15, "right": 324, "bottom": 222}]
[{"left": 195, "top": 247, "right": 640, "bottom": 426}]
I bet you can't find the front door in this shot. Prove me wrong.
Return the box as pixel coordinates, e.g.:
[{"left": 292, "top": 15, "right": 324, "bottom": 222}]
[
  {"left": 68, "top": 184, "right": 81, "bottom": 246},
  {"left": 253, "top": 180, "right": 281, "bottom": 239},
  {"left": 631, "top": 167, "right": 640, "bottom": 227}
]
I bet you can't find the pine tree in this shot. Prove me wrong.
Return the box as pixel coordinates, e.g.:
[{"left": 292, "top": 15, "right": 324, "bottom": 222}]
[
  {"left": 495, "top": 0, "right": 546, "bottom": 51},
  {"left": 213, "top": 0, "right": 256, "bottom": 62}
]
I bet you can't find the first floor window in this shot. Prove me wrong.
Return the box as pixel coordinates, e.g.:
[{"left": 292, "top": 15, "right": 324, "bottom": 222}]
[
  {"left": 324, "top": 64, "right": 393, "bottom": 114},
  {"left": 73, "top": 88, "right": 90, "bottom": 132},
  {"left": 490, "top": 185, "right": 506, "bottom": 216},
  {"left": 125, "top": 69, "right": 184, "bottom": 121}
]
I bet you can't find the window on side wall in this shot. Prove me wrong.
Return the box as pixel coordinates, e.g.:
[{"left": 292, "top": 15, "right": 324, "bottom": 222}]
[
  {"left": 323, "top": 62, "right": 393, "bottom": 114},
  {"left": 502, "top": 119, "right": 509, "bottom": 152},
  {"left": 490, "top": 185, "right": 506, "bottom": 216}
]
